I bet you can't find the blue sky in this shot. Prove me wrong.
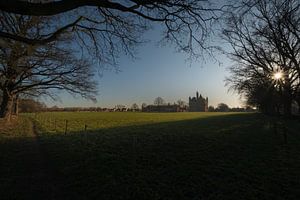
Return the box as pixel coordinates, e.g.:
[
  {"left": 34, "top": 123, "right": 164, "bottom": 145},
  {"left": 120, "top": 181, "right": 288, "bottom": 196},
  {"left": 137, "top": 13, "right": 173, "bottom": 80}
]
[{"left": 46, "top": 26, "right": 242, "bottom": 108}]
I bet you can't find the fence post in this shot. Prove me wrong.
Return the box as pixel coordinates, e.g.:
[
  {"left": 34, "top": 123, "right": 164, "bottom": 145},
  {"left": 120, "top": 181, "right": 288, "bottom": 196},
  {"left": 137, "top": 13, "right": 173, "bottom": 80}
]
[
  {"left": 283, "top": 125, "right": 288, "bottom": 144},
  {"left": 273, "top": 120, "right": 277, "bottom": 135},
  {"left": 54, "top": 119, "right": 56, "bottom": 132},
  {"left": 65, "top": 120, "right": 68, "bottom": 135}
]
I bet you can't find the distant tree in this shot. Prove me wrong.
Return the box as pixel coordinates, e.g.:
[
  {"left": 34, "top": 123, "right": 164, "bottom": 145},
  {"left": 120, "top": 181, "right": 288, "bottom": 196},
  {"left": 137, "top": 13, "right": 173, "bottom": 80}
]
[
  {"left": 141, "top": 103, "right": 147, "bottom": 108},
  {"left": 230, "top": 107, "right": 245, "bottom": 112},
  {"left": 131, "top": 103, "right": 139, "bottom": 111},
  {"left": 216, "top": 103, "right": 230, "bottom": 112},
  {"left": 154, "top": 97, "right": 165, "bottom": 106},
  {"left": 18, "top": 99, "right": 46, "bottom": 113},
  {"left": 245, "top": 106, "right": 255, "bottom": 112},
  {"left": 177, "top": 99, "right": 186, "bottom": 107},
  {"left": 208, "top": 106, "right": 215, "bottom": 112},
  {"left": 115, "top": 105, "right": 126, "bottom": 111}
]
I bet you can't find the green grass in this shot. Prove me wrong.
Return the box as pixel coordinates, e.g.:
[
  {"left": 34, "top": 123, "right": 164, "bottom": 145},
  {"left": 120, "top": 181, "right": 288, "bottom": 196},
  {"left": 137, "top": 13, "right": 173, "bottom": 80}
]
[
  {"left": 28, "top": 112, "right": 237, "bottom": 134},
  {"left": 1, "top": 112, "right": 300, "bottom": 199},
  {"left": 0, "top": 117, "right": 33, "bottom": 138}
]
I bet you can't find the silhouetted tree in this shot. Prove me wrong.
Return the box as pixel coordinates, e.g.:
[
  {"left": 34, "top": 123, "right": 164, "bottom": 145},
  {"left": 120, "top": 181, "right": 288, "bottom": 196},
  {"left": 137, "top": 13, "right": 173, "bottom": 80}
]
[
  {"left": 18, "top": 98, "right": 46, "bottom": 113},
  {"left": 177, "top": 99, "right": 187, "bottom": 107},
  {"left": 141, "top": 103, "right": 147, "bottom": 108},
  {"left": 115, "top": 105, "right": 126, "bottom": 111},
  {"left": 208, "top": 106, "right": 215, "bottom": 112},
  {"left": 223, "top": 0, "right": 300, "bottom": 117},
  {"left": 0, "top": 0, "right": 231, "bottom": 64},
  {"left": 154, "top": 97, "right": 165, "bottom": 106},
  {"left": 216, "top": 103, "right": 230, "bottom": 112},
  {"left": 131, "top": 103, "right": 139, "bottom": 111},
  {"left": 0, "top": 14, "right": 97, "bottom": 121}
]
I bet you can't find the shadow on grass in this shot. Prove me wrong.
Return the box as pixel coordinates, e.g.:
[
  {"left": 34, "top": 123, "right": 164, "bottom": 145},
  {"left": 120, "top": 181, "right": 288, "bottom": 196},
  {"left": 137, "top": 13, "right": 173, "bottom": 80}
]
[{"left": 1, "top": 113, "right": 300, "bottom": 199}]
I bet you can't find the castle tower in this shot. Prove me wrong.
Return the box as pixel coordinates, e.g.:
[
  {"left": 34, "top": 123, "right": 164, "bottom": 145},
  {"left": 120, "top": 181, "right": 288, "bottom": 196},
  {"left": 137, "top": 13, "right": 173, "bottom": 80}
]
[{"left": 189, "top": 91, "right": 208, "bottom": 112}]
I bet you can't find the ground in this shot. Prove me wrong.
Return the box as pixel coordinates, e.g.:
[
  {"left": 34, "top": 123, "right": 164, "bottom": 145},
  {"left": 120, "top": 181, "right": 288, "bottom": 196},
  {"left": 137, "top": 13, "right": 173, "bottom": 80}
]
[{"left": 0, "top": 112, "right": 300, "bottom": 199}]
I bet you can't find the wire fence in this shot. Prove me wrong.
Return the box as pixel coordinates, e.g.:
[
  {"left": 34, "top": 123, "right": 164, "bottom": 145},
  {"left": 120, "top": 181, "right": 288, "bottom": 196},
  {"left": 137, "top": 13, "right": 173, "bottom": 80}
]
[{"left": 32, "top": 113, "right": 105, "bottom": 135}]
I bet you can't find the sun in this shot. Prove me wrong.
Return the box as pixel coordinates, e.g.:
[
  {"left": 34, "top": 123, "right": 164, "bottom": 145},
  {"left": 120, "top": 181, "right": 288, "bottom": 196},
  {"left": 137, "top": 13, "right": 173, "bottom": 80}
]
[{"left": 273, "top": 71, "right": 283, "bottom": 80}]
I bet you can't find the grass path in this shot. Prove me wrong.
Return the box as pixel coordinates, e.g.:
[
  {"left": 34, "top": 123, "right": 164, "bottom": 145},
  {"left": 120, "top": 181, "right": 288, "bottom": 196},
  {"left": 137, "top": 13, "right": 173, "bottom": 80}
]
[{"left": 0, "top": 118, "right": 61, "bottom": 199}]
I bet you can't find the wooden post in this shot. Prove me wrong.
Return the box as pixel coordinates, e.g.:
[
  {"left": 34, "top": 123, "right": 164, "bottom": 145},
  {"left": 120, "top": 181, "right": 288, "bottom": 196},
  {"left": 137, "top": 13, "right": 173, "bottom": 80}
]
[
  {"left": 65, "top": 120, "right": 68, "bottom": 135},
  {"left": 54, "top": 119, "right": 56, "bottom": 132},
  {"left": 85, "top": 124, "right": 87, "bottom": 132},
  {"left": 283, "top": 125, "right": 288, "bottom": 144},
  {"left": 273, "top": 120, "right": 277, "bottom": 135}
]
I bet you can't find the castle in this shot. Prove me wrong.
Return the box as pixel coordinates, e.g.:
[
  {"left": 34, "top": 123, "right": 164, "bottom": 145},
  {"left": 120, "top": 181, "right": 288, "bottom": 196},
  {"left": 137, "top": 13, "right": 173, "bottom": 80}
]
[{"left": 189, "top": 91, "right": 208, "bottom": 112}]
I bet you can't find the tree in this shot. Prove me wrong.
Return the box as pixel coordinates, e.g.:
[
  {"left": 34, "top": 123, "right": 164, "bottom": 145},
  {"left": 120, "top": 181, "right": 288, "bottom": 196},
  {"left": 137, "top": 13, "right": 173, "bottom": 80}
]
[
  {"left": 0, "top": 14, "right": 97, "bottom": 121},
  {"left": 223, "top": 0, "right": 300, "bottom": 117},
  {"left": 154, "top": 97, "right": 165, "bottom": 106},
  {"left": 18, "top": 98, "right": 46, "bottom": 113},
  {"left": 216, "top": 103, "right": 229, "bottom": 112},
  {"left": 141, "top": 103, "right": 147, "bottom": 108},
  {"left": 177, "top": 99, "right": 186, "bottom": 107},
  {"left": 208, "top": 106, "right": 215, "bottom": 112},
  {"left": 0, "top": 0, "right": 227, "bottom": 64},
  {"left": 115, "top": 105, "right": 126, "bottom": 111},
  {"left": 0, "top": 1, "right": 237, "bottom": 121},
  {"left": 131, "top": 103, "right": 139, "bottom": 111}
]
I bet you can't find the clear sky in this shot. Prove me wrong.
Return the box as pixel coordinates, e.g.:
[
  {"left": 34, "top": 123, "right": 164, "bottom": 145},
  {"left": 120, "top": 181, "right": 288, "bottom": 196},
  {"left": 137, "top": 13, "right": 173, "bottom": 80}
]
[{"left": 45, "top": 26, "right": 242, "bottom": 109}]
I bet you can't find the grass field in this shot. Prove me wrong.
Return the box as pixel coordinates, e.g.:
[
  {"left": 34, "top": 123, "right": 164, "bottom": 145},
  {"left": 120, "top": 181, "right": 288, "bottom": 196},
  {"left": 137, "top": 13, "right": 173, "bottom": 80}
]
[{"left": 1, "top": 112, "right": 300, "bottom": 199}]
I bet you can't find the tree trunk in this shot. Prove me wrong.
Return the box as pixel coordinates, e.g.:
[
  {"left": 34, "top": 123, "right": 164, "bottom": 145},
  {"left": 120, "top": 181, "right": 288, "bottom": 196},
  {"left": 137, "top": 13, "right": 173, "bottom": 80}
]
[
  {"left": 297, "top": 99, "right": 300, "bottom": 115},
  {"left": 283, "top": 96, "right": 292, "bottom": 118},
  {"left": 0, "top": 90, "right": 14, "bottom": 122},
  {"left": 14, "top": 94, "right": 19, "bottom": 116}
]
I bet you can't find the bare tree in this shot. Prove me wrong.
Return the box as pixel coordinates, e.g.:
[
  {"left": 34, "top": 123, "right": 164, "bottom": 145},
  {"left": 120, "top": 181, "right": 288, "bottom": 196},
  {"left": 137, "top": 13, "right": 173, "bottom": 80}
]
[
  {"left": 177, "top": 99, "right": 186, "bottom": 107},
  {"left": 0, "top": 14, "right": 97, "bottom": 121},
  {"left": 131, "top": 103, "right": 139, "bottom": 111},
  {"left": 223, "top": 0, "right": 300, "bottom": 117},
  {"left": 115, "top": 104, "right": 126, "bottom": 111},
  {"left": 154, "top": 97, "right": 165, "bottom": 106},
  {"left": 18, "top": 98, "right": 46, "bottom": 113},
  {"left": 141, "top": 103, "right": 147, "bottom": 108},
  {"left": 0, "top": 0, "right": 230, "bottom": 64}
]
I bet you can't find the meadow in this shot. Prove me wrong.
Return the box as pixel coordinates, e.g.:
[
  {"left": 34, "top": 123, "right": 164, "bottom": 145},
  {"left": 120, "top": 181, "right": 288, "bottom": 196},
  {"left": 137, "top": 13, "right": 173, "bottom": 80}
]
[{"left": 1, "top": 112, "right": 300, "bottom": 199}]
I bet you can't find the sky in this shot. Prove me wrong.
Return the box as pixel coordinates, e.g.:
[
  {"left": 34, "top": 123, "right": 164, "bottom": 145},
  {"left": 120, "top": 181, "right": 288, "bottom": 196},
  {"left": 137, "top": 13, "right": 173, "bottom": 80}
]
[{"left": 45, "top": 26, "right": 242, "bottom": 109}]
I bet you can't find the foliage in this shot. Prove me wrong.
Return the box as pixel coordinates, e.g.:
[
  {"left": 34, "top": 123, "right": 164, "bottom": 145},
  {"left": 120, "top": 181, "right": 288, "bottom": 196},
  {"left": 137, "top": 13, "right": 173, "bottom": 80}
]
[
  {"left": 216, "top": 103, "right": 230, "bottom": 112},
  {"left": 208, "top": 105, "right": 215, "bottom": 112}
]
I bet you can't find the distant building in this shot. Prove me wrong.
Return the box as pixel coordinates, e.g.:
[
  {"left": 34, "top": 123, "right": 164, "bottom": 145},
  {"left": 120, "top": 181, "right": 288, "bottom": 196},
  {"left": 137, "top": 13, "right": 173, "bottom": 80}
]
[
  {"left": 189, "top": 91, "right": 208, "bottom": 112},
  {"left": 142, "top": 104, "right": 187, "bottom": 112}
]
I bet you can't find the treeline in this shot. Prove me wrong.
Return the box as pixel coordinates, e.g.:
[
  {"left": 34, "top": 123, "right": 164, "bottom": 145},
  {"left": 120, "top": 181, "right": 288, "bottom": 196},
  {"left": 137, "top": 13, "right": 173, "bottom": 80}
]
[
  {"left": 7, "top": 98, "right": 255, "bottom": 113},
  {"left": 208, "top": 103, "right": 255, "bottom": 112},
  {"left": 45, "top": 103, "right": 254, "bottom": 113},
  {"left": 18, "top": 99, "right": 46, "bottom": 113}
]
